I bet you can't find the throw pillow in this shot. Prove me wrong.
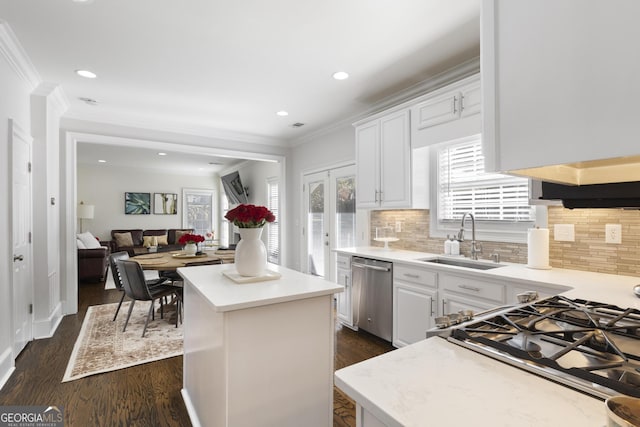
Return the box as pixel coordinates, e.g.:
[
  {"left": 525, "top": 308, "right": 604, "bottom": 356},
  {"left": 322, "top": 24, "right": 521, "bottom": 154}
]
[
  {"left": 77, "top": 231, "right": 101, "bottom": 249},
  {"left": 142, "top": 234, "right": 168, "bottom": 247},
  {"left": 175, "top": 230, "right": 189, "bottom": 244},
  {"left": 113, "top": 232, "right": 134, "bottom": 248},
  {"left": 76, "top": 239, "right": 87, "bottom": 249}
]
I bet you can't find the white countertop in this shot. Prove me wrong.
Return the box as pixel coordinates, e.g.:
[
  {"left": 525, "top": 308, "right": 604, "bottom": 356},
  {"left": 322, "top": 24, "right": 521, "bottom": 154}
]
[
  {"left": 335, "top": 338, "right": 605, "bottom": 427},
  {"left": 334, "top": 246, "right": 640, "bottom": 426},
  {"left": 336, "top": 246, "right": 640, "bottom": 309},
  {"left": 178, "top": 263, "right": 343, "bottom": 312}
]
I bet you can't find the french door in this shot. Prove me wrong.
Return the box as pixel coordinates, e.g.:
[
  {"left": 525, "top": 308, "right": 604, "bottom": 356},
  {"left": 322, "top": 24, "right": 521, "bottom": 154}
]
[{"left": 302, "top": 164, "right": 356, "bottom": 281}]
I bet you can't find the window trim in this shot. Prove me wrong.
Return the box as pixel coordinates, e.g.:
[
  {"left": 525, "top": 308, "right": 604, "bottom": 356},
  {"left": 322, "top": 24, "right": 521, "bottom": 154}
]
[{"left": 428, "top": 135, "right": 536, "bottom": 244}]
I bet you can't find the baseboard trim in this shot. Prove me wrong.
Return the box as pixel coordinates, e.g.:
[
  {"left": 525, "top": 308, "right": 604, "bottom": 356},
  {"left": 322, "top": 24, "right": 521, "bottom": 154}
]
[
  {"left": 0, "top": 347, "right": 15, "bottom": 392},
  {"left": 33, "top": 302, "right": 63, "bottom": 339},
  {"left": 181, "top": 388, "right": 202, "bottom": 427}
]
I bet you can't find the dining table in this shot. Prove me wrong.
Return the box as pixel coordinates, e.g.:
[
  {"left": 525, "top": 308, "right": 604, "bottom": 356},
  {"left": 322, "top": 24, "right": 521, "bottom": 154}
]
[{"left": 131, "top": 249, "right": 235, "bottom": 270}]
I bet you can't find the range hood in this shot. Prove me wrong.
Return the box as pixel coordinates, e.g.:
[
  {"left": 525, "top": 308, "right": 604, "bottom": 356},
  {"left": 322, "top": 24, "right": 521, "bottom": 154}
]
[
  {"left": 510, "top": 155, "right": 640, "bottom": 186},
  {"left": 534, "top": 181, "right": 640, "bottom": 209}
]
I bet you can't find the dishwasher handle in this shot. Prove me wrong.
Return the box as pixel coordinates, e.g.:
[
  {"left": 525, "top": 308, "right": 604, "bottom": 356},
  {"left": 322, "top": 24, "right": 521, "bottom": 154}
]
[{"left": 351, "top": 262, "right": 391, "bottom": 272}]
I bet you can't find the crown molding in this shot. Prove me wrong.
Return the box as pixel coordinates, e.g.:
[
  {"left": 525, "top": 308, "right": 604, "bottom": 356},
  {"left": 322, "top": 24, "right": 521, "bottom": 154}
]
[
  {"left": 289, "top": 56, "right": 480, "bottom": 147},
  {"left": 0, "top": 20, "right": 41, "bottom": 90},
  {"left": 62, "top": 109, "right": 289, "bottom": 148},
  {"left": 32, "top": 82, "right": 70, "bottom": 116}
]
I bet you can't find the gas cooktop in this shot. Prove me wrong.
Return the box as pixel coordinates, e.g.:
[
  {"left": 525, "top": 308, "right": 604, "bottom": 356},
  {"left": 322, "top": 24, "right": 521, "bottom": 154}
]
[{"left": 447, "top": 296, "right": 640, "bottom": 400}]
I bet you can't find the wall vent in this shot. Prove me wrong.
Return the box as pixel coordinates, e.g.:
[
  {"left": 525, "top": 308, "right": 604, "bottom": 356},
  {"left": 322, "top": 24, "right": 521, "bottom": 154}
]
[{"left": 291, "top": 122, "right": 305, "bottom": 128}]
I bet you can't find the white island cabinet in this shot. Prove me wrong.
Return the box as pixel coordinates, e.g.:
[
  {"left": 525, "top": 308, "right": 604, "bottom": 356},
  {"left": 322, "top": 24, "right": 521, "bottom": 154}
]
[{"left": 178, "top": 263, "right": 343, "bottom": 427}]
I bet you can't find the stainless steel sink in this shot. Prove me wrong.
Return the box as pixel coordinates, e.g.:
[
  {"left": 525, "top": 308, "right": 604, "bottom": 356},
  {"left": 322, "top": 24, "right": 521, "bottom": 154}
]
[{"left": 419, "top": 257, "right": 504, "bottom": 270}]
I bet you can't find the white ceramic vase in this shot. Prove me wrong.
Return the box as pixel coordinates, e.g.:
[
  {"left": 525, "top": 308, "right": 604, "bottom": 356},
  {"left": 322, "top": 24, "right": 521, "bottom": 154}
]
[
  {"left": 235, "top": 227, "right": 267, "bottom": 276},
  {"left": 184, "top": 242, "right": 198, "bottom": 255}
]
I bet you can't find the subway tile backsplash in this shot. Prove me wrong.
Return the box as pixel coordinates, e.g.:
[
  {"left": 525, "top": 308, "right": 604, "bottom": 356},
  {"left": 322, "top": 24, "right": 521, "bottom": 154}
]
[{"left": 370, "top": 207, "right": 640, "bottom": 278}]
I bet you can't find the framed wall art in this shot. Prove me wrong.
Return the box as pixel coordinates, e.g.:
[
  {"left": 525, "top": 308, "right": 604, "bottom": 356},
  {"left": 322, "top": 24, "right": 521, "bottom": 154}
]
[
  {"left": 124, "top": 192, "right": 151, "bottom": 215},
  {"left": 154, "top": 193, "right": 178, "bottom": 215}
]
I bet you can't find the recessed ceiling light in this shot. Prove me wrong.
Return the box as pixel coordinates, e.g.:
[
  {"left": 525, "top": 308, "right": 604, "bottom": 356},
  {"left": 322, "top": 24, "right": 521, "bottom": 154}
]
[
  {"left": 72, "top": 0, "right": 94, "bottom": 3},
  {"left": 98, "top": 159, "right": 106, "bottom": 163},
  {"left": 332, "top": 71, "right": 349, "bottom": 80},
  {"left": 75, "top": 69, "right": 97, "bottom": 79},
  {"left": 157, "top": 152, "right": 167, "bottom": 156},
  {"left": 276, "top": 111, "right": 289, "bottom": 117}
]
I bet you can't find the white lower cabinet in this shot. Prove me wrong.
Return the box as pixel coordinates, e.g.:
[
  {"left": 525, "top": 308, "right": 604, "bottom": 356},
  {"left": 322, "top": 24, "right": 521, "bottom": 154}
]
[
  {"left": 392, "top": 264, "right": 437, "bottom": 348},
  {"left": 438, "top": 272, "right": 506, "bottom": 316},
  {"left": 336, "top": 254, "right": 354, "bottom": 328}
]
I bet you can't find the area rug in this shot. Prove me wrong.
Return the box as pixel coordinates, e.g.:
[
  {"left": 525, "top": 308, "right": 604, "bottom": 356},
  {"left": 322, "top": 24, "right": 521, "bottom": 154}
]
[{"left": 62, "top": 301, "right": 183, "bottom": 382}]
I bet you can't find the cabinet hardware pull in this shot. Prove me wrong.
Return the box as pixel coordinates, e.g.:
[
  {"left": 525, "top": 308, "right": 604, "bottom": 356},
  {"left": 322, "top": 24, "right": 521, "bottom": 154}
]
[
  {"left": 453, "top": 95, "right": 457, "bottom": 114},
  {"left": 460, "top": 94, "right": 465, "bottom": 112},
  {"left": 374, "top": 190, "right": 379, "bottom": 203},
  {"left": 459, "top": 285, "right": 481, "bottom": 292},
  {"left": 403, "top": 273, "right": 420, "bottom": 279},
  {"left": 430, "top": 298, "right": 435, "bottom": 317}
]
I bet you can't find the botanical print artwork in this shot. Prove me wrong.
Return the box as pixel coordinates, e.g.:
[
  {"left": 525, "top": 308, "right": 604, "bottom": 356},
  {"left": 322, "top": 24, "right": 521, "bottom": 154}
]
[
  {"left": 125, "top": 192, "right": 151, "bottom": 215},
  {"left": 154, "top": 193, "right": 177, "bottom": 215}
]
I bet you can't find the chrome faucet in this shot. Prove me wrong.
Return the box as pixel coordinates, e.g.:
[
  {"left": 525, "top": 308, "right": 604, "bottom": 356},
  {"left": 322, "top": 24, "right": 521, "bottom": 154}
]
[{"left": 457, "top": 212, "right": 482, "bottom": 260}]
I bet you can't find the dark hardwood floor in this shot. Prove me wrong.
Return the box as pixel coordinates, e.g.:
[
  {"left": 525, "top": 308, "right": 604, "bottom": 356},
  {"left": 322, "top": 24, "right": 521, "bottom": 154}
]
[{"left": 0, "top": 280, "right": 394, "bottom": 426}]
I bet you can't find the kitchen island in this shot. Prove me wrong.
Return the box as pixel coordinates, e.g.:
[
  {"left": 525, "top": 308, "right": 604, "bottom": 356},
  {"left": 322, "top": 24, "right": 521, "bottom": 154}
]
[{"left": 178, "top": 263, "right": 343, "bottom": 427}]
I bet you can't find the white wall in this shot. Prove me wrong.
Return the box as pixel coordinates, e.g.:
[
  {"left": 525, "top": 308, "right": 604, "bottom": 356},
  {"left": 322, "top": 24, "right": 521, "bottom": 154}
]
[
  {"left": 0, "top": 39, "right": 33, "bottom": 387},
  {"left": 286, "top": 124, "right": 355, "bottom": 270},
  {"left": 77, "top": 164, "right": 219, "bottom": 240}
]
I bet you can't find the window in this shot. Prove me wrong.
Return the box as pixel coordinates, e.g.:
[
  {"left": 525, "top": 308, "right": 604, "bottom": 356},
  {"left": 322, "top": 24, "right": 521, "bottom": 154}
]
[
  {"left": 266, "top": 177, "right": 280, "bottom": 264},
  {"left": 182, "top": 189, "right": 216, "bottom": 237},
  {"left": 430, "top": 135, "right": 535, "bottom": 242}
]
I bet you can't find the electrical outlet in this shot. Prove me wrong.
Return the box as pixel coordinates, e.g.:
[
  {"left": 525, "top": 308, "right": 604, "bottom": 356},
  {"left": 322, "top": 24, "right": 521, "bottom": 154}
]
[
  {"left": 605, "top": 224, "right": 622, "bottom": 244},
  {"left": 554, "top": 224, "right": 575, "bottom": 242},
  {"left": 395, "top": 221, "right": 402, "bottom": 232}
]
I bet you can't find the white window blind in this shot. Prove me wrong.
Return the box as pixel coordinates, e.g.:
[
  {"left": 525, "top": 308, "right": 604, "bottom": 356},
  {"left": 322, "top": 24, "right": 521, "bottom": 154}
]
[
  {"left": 267, "top": 178, "right": 280, "bottom": 264},
  {"left": 437, "top": 137, "right": 534, "bottom": 223}
]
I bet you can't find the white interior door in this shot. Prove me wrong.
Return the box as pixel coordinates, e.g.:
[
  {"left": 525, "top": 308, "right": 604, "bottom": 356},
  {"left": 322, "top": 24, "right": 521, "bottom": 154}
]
[
  {"left": 10, "top": 119, "right": 33, "bottom": 357},
  {"left": 303, "top": 165, "right": 356, "bottom": 281}
]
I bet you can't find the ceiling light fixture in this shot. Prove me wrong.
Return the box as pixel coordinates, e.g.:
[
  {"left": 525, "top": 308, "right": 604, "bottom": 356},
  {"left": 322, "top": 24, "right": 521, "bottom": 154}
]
[
  {"left": 157, "top": 152, "right": 167, "bottom": 156},
  {"left": 75, "top": 69, "right": 97, "bottom": 79},
  {"left": 276, "top": 111, "right": 289, "bottom": 117},
  {"left": 332, "top": 71, "right": 349, "bottom": 80},
  {"left": 98, "top": 159, "right": 106, "bottom": 163},
  {"left": 78, "top": 97, "right": 98, "bottom": 106}
]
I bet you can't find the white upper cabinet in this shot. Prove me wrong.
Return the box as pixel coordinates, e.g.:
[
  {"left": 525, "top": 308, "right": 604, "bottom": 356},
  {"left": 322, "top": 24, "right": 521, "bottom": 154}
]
[
  {"left": 482, "top": 0, "right": 640, "bottom": 184},
  {"left": 411, "top": 74, "right": 481, "bottom": 149},
  {"left": 355, "top": 110, "right": 411, "bottom": 208}
]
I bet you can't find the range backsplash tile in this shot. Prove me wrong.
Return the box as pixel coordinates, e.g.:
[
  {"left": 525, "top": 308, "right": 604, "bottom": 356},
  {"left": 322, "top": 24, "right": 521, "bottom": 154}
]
[{"left": 370, "top": 208, "right": 640, "bottom": 278}]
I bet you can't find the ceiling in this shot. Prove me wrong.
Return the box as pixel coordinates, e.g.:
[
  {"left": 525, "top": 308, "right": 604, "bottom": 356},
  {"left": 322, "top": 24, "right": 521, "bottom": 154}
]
[{"left": 1, "top": 0, "right": 480, "bottom": 148}]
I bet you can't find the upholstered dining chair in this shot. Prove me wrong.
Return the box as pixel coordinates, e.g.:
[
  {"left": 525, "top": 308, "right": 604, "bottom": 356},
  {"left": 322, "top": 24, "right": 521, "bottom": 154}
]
[
  {"left": 109, "top": 251, "right": 168, "bottom": 321},
  {"left": 116, "top": 260, "right": 179, "bottom": 337}
]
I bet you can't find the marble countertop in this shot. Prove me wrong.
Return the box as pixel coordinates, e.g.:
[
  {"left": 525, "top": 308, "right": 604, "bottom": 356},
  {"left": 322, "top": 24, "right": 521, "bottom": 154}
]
[
  {"left": 334, "top": 337, "right": 605, "bottom": 427},
  {"left": 335, "top": 246, "right": 640, "bottom": 309},
  {"left": 177, "top": 263, "right": 343, "bottom": 312},
  {"left": 334, "top": 246, "right": 640, "bottom": 425}
]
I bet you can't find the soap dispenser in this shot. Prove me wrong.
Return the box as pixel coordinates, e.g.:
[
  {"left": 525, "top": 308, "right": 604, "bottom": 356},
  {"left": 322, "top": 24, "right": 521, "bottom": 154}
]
[
  {"left": 450, "top": 236, "right": 460, "bottom": 256},
  {"left": 444, "top": 235, "right": 452, "bottom": 255}
]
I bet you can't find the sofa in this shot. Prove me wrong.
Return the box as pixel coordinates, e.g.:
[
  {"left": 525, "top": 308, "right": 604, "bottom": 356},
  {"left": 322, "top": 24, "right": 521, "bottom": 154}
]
[
  {"left": 78, "top": 243, "right": 111, "bottom": 282},
  {"left": 109, "top": 228, "right": 194, "bottom": 256}
]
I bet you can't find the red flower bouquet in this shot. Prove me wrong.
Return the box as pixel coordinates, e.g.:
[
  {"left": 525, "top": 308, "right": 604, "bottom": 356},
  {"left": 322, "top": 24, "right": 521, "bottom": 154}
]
[
  {"left": 225, "top": 204, "right": 276, "bottom": 228},
  {"left": 178, "top": 233, "right": 205, "bottom": 245}
]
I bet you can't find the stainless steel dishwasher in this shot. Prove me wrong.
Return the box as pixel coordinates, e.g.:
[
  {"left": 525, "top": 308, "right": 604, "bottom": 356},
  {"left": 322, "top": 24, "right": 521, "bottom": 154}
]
[{"left": 351, "top": 256, "right": 393, "bottom": 342}]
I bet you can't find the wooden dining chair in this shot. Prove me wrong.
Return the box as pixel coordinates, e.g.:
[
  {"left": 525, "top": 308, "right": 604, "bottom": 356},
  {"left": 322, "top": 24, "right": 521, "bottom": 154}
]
[{"left": 116, "top": 260, "right": 179, "bottom": 337}]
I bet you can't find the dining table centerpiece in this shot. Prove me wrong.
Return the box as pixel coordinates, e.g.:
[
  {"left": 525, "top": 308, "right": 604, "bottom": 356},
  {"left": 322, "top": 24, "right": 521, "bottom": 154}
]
[
  {"left": 178, "top": 233, "right": 205, "bottom": 256},
  {"left": 225, "top": 204, "right": 276, "bottom": 276}
]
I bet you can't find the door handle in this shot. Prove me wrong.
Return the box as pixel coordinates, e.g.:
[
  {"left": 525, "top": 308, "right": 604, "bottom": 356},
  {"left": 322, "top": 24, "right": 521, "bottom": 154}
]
[{"left": 13, "top": 254, "right": 24, "bottom": 262}]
